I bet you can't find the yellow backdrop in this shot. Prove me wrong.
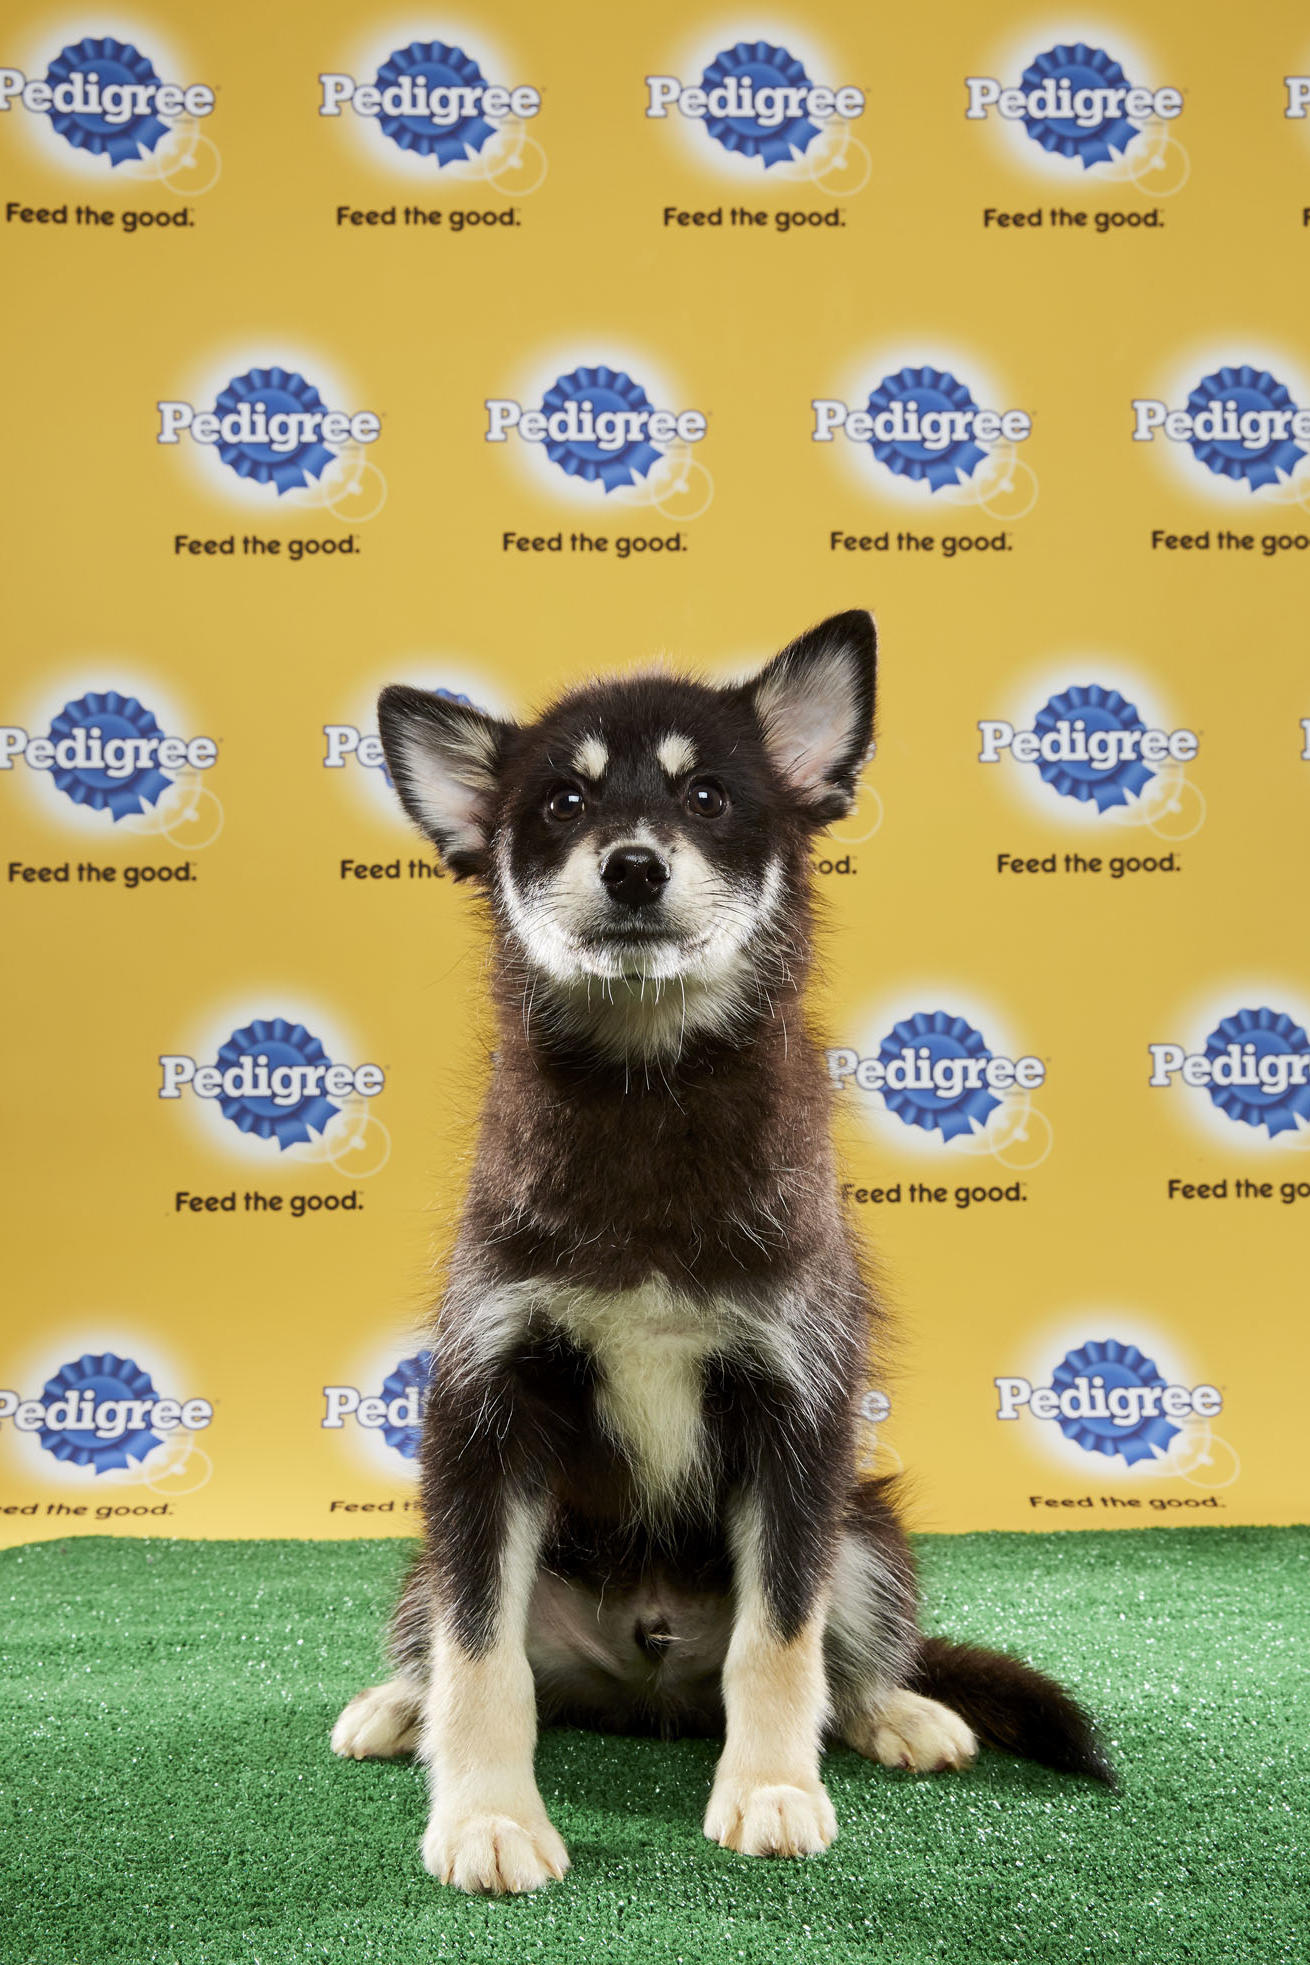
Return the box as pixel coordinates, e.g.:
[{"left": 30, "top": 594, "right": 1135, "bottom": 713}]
[{"left": 3, "top": 0, "right": 1308, "bottom": 1545}]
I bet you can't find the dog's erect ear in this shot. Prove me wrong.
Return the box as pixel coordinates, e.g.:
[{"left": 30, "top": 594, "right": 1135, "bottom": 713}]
[
  {"left": 742, "top": 610, "right": 877, "bottom": 823},
  {"left": 377, "top": 685, "right": 516, "bottom": 878}
]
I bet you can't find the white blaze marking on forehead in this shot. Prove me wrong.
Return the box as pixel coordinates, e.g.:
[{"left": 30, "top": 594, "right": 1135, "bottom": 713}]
[
  {"left": 573, "top": 735, "right": 609, "bottom": 781},
  {"left": 656, "top": 732, "right": 698, "bottom": 779}
]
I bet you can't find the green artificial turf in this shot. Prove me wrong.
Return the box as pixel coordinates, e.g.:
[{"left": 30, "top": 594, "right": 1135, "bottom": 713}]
[{"left": 1, "top": 1529, "right": 1306, "bottom": 1965}]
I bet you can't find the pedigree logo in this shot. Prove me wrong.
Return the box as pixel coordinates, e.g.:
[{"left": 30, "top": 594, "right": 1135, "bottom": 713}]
[
  {"left": 1133, "top": 363, "right": 1310, "bottom": 498},
  {"left": 1, "top": 686, "right": 218, "bottom": 825},
  {"left": 828, "top": 1011, "right": 1045, "bottom": 1141},
  {"left": 321, "top": 670, "right": 510, "bottom": 838},
  {"left": 1149, "top": 1006, "right": 1310, "bottom": 1142},
  {"left": 0, "top": 1349, "right": 213, "bottom": 1477},
  {"left": 157, "top": 365, "right": 381, "bottom": 497},
  {"left": 158, "top": 1012, "right": 388, "bottom": 1172},
  {"left": 813, "top": 363, "right": 1034, "bottom": 500},
  {"left": 486, "top": 359, "right": 714, "bottom": 514},
  {"left": 830, "top": 994, "right": 1055, "bottom": 1170},
  {"left": 978, "top": 683, "right": 1198, "bottom": 813},
  {"left": 324, "top": 685, "right": 482, "bottom": 790},
  {"left": 995, "top": 1337, "right": 1220, "bottom": 1465},
  {"left": 0, "top": 35, "right": 214, "bottom": 166},
  {"left": 320, "top": 40, "right": 539, "bottom": 165},
  {"left": 965, "top": 40, "right": 1183, "bottom": 172},
  {"left": 646, "top": 38, "right": 864, "bottom": 168}
]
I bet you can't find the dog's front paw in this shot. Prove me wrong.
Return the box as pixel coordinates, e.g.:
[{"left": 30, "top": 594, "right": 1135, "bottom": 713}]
[
  {"left": 858, "top": 1689, "right": 978, "bottom": 1772},
  {"left": 422, "top": 1809, "right": 570, "bottom": 1894},
  {"left": 704, "top": 1776, "right": 838, "bottom": 1858}
]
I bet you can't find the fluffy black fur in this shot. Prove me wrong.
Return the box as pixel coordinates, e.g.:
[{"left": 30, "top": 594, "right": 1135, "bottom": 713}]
[{"left": 346, "top": 610, "right": 1112, "bottom": 1882}]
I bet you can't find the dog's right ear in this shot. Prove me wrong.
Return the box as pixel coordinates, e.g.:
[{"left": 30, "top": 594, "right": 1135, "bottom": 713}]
[
  {"left": 377, "top": 685, "right": 516, "bottom": 879},
  {"left": 741, "top": 609, "right": 877, "bottom": 824}
]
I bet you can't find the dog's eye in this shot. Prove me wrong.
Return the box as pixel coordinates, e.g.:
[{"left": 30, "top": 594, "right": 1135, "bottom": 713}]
[
  {"left": 685, "top": 779, "right": 726, "bottom": 818},
  {"left": 546, "top": 785, "right": 586, "bottom": 822}
]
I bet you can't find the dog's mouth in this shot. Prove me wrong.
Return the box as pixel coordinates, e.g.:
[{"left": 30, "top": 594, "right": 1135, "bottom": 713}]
[{"left": 572, "top": 928, "right": 714, "bottom": 982}]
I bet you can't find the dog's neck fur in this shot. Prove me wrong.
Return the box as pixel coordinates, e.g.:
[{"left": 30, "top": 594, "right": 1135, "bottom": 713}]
[{"left": 469, "top": 898, "right": 836, "bottom": 1301}]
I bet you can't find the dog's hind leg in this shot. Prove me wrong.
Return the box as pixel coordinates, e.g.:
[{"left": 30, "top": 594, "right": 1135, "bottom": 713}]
[
  {"left": 332, "top": 1678, "right": 423, "bottom": 1759},
  {"left": 331, "top": 1545, "right": 429, "bottom": 1759},
  {"left": 841, "top": 1686, "right": 978, "bottom": 1771},
  {"left": 827, "top": 1479, "right": 1112, "bottom": 1784},
  {"left": 824, "top": 1480, "right": 976, "bottom": 1772}
]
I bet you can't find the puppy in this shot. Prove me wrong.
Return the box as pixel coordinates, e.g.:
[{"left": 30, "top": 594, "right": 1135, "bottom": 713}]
[{"left": 332, "top": 610, "right": 1111, "bottom": 1893}]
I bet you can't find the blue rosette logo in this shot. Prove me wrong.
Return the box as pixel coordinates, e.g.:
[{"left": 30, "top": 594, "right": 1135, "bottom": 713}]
[
  {"left": 38, "top": 1352, "right": 162, "bottom": 1472},
  {"left": 318, "top": 47, "right": 544, "bottom": 191},
  {"left": 379, "top": 1350, "right": 435, "bottom": 1459},
  {"left": 375, "top": 42, "right": 492, "bottom": 162},
  {"left": 2, "top": 38, "right": 220, "bottom": 186},
  {"left": 49, "top": 690, "right": 170, "bottom": 819},
  {"left": 865, "top": 366, "right": 985, "bottom": 491},
  {"left": 978, "top": 684, "right": 1203, "bottom": 833},
  {"left": 45, "top": 36, "right": 166, "bottom": 164},
  {"left": 1051, "top": 1339, "right": 1176, "bottom": 1463},
  {"left": 215, "top": 1018, "right": 338, "bottom": 1149},
  {"left": 1, "top": 687, "right": 222, "bottom": 842},
  {"left": 1204, "top": 1008, "right": 1310, "bottom": 1139},
  {"left": 1186, "top": 367, "right": 1306, "bottom": 492},
  {"left": 0, "top": 1351, "right": 215, "bottom": 1478},
  {"left": 964, "top": 50, "right": 1187, "bottom": 192},
  {"left": 1150, "top": 1006, "right": 1310, "bottom": 1141},
  {"left": 1019, "top": 44, "right": 1138, "bottom": 167},
  {"left": 645, "top": 45, "right": 867, "bottom": 189},
  {"left": 1133, "top": 365, "right": 1310, "bottom": 494},
  {"left": 829, "top": 1012, "right": 1051, "bottom": 1163},
  {"left": 700, "top": 41, "right": 819, "bottom": 165},
  {"left": 995, "top": 1338, "right": 1226, "bottom": 1468},
  {"left": 1034, "top": 685, "right": 1153, "bottom": 811},
  {"left": 814, "top": 368, "right": 1037, "bottom": 512},
  {"left": 486, "top": 366, "right": 710, "bottom": 508},
  {"left": 158, "top": 1016, "right": 388, "bottom": 1170},
  {"left": 877, "top": 1011, "right": 999, "bottom": 1140},
  {"left": 215, "top": 369, "right": 333, "bottom": 494},
  {"left": 157, "top": 371, "right": 383, "bottom": 509},
  {"left": 543, "top": 366, "right": 660, "bottom": 492}
]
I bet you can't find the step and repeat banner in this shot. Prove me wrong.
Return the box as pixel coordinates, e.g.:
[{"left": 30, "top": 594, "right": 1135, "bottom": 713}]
[{"left": 2, "top": 1, "right": 1308, "bottom": 1546}]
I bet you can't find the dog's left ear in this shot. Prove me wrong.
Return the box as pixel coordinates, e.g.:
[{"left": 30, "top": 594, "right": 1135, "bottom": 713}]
[
  {"left": 377, "top": 685, "right": 517, "bottom": 879},
  {"left": 742, "top": 609, "right": 877, "bottom": 823}
]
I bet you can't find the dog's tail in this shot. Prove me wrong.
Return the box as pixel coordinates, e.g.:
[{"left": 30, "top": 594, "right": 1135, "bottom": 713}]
[{"left": 909, "top": 1635, "right": 1117, "bottom": 1788}]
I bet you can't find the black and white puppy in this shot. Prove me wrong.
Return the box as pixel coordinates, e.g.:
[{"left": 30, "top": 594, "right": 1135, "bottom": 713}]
[{"left": 331, "top": 610, "right": 1111, "bottom": 1894}]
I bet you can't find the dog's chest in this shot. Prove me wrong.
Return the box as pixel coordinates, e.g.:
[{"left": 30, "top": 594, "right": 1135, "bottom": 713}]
[{"left": 542, "top": 1281, "right": 726, "bottom": 1502}]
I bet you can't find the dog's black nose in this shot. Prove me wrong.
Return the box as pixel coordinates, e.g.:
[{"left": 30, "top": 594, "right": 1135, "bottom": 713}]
[
  {"left": 601, "top": 846, "right": 670, "bottom": 909},
  {"left": 634, "top": 1618, "right": 674, "bottom": 1659}
]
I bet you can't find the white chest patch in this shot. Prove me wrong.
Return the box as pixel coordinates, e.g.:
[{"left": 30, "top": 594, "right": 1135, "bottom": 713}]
[{"left": 543, "top": 1279, "right": 725, "bottom": 1505}]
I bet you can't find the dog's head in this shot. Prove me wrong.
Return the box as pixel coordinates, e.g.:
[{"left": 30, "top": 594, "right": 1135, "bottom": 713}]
[{"left": 378, "top": 610, "right": 875, "bottom": 1058}]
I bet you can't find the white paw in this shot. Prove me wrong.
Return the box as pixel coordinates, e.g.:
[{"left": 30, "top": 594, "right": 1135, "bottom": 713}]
[
  {"left": 704, "top": 1777, "right": 838, "bottom": 1857},
  {"left": 331, "top": 1681, "right": 420, "bottom": 1760},
  {"left": 422, "top": 1809, "right": 571, "bottom": 1894},
  {"left": 861, "top": 1689, "right": 978, "bottom": 1772}
]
